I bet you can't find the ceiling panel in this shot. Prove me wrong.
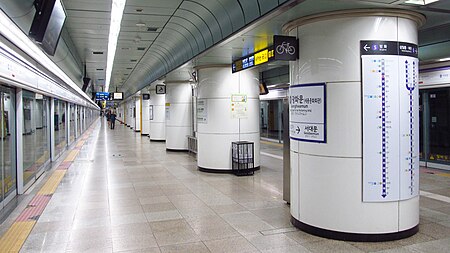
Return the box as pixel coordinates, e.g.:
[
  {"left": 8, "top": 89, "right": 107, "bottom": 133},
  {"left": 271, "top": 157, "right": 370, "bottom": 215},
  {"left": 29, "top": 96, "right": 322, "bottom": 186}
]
[{"left": 37, "top": 0, "right": 447, "bottom": 96}]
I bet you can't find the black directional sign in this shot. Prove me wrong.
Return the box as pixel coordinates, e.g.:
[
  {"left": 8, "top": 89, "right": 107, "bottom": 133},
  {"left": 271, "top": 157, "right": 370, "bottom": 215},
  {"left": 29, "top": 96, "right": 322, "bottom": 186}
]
[
  {"left": 156, "top": 85, "right": 166, "bottom": 94},
  {"left": 360, "top": 41, "right": 398, "bottom": 55}
]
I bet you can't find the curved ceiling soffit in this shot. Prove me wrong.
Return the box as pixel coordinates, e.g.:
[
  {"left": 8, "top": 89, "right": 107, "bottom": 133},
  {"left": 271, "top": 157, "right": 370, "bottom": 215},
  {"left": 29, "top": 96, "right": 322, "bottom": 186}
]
[
  {"left": 122, "top": 0, "right": 292, "bottom": 98},
  {"left": 176, "top": 9, "right": 215, "bottom": 48},
  {"left": 163, "top": 25, "right": 198, "bottom": 56},
  {"left": 170, "top": 15, "right": 208, "bottom": 51}
]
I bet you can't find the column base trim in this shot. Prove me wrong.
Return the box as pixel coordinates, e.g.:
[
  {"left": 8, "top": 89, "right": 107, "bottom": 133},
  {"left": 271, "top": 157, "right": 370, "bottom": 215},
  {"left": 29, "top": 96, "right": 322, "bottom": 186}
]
[
  {"left": 290, "top": 216, "right": 418, "bottom": 242},
  {"left": 198, "top": 166, "right": 260, "bottom": 174},
  {"left": 150, "top": 139, "right": 166, "bottom": 142},
  {"left": 166, "top": 148, "right": 188, "bottom": 152}
]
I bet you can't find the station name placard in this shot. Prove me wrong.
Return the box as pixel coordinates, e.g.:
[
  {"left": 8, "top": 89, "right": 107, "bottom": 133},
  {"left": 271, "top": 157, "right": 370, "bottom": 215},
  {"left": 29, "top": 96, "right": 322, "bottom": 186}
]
[{"left": 289, "top": 83, "right": 326, "bottom": 143}]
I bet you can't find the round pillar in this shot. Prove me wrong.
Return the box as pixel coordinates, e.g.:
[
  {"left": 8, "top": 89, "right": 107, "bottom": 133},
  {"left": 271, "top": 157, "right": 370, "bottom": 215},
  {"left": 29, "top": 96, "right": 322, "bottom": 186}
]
[
  {"left": 141, "top": 95, "right": 150, "bottom": 135},
  {"left": 285, "top": 10, "right": 424, "bottom": 241},
  {"left": 196, "top": 66, "right": 260, "bottom": 172},
  {"left": 165, "top": 81, "right": 192, "bottom": 150},
  {"left": 149, "top": 89, "right": 166, "bottom": 141},
  {"left": 135, "top": 96, "right": 141, "bottom": 132}
]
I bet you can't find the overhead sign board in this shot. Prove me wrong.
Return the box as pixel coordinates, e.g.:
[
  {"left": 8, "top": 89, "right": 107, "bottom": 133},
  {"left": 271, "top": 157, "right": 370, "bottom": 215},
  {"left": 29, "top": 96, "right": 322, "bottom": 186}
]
[
  {"left": 232, "top": 47, "right": 275, "bottom": 73},
  {"left": 232, "top": 35, "right": 297, "bottom": 73},
  {"left": 95, "top": 92, "right": 110, "bottom": 101}
]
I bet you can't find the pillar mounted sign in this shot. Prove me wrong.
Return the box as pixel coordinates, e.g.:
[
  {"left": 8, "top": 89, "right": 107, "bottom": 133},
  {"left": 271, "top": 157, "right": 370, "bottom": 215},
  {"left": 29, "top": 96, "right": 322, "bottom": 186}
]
[
  {"left": 289, "top": 83, "right": 326, "bottom": 143},
  {"left": 361, "top": 40, "right": 419, "bottom": 202}
]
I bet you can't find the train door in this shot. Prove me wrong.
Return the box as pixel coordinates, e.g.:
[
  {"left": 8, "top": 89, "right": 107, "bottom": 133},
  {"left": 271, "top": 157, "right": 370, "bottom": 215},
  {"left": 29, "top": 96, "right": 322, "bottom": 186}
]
[{"left": 0, "top": 85, "right": 16, "bottom": 209}]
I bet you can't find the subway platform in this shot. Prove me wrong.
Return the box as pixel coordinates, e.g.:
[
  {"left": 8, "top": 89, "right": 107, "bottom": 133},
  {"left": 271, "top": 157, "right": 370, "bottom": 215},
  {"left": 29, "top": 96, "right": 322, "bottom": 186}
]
[{"left": 0, "top": 118, "right": 449, "bottom": 253}]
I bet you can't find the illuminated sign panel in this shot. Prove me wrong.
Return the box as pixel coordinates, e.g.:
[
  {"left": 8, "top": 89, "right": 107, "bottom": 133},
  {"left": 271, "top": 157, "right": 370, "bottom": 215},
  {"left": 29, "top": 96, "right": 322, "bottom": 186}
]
[
  {"left": 232, "top": 47, "right": 275, "bottom": 73},
  {"left": 255, "top": 49, "right": 268, "bottom": 65}
]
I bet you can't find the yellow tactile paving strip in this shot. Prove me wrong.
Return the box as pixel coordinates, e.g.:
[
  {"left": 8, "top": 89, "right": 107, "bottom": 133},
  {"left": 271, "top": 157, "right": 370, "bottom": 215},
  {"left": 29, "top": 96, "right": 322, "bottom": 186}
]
[
  {"left": 437, "top": 172, "right": 450, "bottom": 178},
  {"left": 0, "top": 221, "right": 35, "bottom": 252},
  {"left": 64, "top": 150, "right": 79, "bottom": 162},
  {"left": 0, "top": 124, "right": 95, "bottom": 253},
  {"left": 37, "top": 170, "right": 67, "bottom": 195}
]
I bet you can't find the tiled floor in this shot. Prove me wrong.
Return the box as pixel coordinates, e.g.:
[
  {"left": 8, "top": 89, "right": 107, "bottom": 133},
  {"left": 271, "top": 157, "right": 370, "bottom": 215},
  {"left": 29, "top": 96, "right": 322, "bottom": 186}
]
[{"left": 4, "top": 119, "right": 450, "bottom": 252}]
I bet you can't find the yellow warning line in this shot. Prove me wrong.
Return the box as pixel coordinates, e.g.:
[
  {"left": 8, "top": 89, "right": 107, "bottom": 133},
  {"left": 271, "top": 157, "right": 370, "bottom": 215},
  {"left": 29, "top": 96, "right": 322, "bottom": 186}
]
[
  {"left": 260, "top": 140, "right": 283, "bottom": 148},
  {"left": 64, "top": 150, "right": 79, "bottom": 162},
  {"left": 0, "top": 120, "right": 96, "bottom": 252},
  {"left": 37, "top": 170, "right": 66, "bottom": 195},
  {"left": 437, "top": 173, "right": 450, "bottom": 178},
  {"left": 0, "top": 221, "right": 35, "bottom": 252}
]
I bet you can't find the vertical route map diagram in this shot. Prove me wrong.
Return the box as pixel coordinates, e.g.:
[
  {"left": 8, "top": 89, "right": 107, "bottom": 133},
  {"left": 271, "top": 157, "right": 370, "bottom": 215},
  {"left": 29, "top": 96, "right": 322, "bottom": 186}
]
[
  {"left": 398, "top": 43, "right": 420, "bottom": 200},
  {"left": 361, "top": 41, "right": 419, "bottom": 202}
]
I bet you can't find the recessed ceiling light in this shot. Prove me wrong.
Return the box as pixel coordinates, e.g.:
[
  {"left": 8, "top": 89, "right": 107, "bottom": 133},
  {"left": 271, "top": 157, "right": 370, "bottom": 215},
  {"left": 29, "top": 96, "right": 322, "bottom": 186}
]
[
  {"left": 135, "top": 8, "right": 143, "bottom": 13},
  {"left": 404, "top": 0, "right": 439, "bottom": 5},
  {"left": 105, "top": 0, "right": 127, "bottom": 92},
  {"left": 136, "top": 22, "right": 146, "bottom": 27},
  {"left": 438, "top": 57, "right": 450, "bottom": 62}
]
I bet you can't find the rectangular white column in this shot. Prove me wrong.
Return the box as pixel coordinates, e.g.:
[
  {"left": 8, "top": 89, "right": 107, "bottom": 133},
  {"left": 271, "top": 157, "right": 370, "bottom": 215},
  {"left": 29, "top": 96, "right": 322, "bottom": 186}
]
[{"left": 15, "top": 88, "right": 23, "bottom": 194}]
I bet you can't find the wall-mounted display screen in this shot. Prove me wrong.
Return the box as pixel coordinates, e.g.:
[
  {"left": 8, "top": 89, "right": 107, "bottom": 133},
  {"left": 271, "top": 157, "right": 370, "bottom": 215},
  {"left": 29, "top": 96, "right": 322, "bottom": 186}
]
[
  {"left": 113, "top": 92, "right": 123, "bottom": 100},
  {"left": 29, "top": 0, "right": 67, "bottom": 56}
]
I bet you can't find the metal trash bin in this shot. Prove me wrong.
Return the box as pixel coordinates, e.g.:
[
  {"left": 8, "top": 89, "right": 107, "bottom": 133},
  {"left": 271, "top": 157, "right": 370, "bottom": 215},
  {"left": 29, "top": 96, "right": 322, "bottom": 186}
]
[{"left": 232, "top": 141, "right": 254, "bottom": 176}]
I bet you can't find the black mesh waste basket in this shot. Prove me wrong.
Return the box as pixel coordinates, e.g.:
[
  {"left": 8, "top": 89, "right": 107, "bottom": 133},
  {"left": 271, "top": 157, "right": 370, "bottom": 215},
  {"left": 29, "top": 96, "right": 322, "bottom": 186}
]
[{"left": 232, "top": 141, "right": 254, "bottom": 176}]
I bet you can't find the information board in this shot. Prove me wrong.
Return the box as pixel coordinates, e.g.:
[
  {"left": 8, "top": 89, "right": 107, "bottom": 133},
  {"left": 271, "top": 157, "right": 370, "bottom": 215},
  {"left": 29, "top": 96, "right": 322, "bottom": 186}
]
[
  {"left": 231, "top": 94, "right": 248, "bottom": 119},
  {"left": 149, "top": 105, "right": 153, "bottom": 120},
  {"left": 361, "top": 40, "right": 419, "bottom": 202},
  {"left": 197, "top": 99, "right": 207, "bottom": 124},
  {"left": 289, "top": 83, "right": 326, "bottom": 143}
]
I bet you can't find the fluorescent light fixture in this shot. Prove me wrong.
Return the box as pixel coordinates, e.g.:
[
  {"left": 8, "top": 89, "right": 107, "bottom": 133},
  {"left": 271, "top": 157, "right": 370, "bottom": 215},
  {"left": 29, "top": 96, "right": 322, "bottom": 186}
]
[
  {"left": 404, "top": 0, "right": 439, "bottom": 5},
  {"left": 438, "top": 57, "right": 450, "bottom": 62},
  {"left": 105, "top": 0, "right": 126, "bottom": 92},
  {"left": 0, "top": 9, "right": 97, "bottom": 107}
]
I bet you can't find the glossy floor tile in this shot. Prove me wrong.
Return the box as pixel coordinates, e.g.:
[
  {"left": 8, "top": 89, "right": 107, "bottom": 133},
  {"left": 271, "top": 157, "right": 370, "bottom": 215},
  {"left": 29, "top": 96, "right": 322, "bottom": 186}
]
[{"left": 0, "top": 119, "right": 448, "bottom": 252}]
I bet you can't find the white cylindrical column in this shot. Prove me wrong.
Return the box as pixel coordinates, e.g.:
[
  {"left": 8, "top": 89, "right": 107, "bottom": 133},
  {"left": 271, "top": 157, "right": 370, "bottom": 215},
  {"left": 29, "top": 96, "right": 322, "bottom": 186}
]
[
  {"left": 165, "top": 82, "right": 192, "bottom": 150},
  {"left": 285, "top": 10, "right": 424, "bottom": 241},
  {"left": 196, "top": 66, "right": 260, "bottom": 172},
  {"left": 142, "top": 95, "right": 150, "bottom": 135},
  {"left": 149, "top": 89, "right": 166, "bottom": 141},
  {"left": 135, "top": 97, "right": 141, "bottom": 132}
]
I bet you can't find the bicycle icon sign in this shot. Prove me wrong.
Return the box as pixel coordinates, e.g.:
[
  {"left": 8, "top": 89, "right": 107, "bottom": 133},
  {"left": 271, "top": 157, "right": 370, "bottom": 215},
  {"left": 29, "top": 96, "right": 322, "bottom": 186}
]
[
  {"left": 273, "top": 35, "right": 298, "bottom": 61},
  {"left": 276, "top": 42, "right": 296, "bottom": 55}
]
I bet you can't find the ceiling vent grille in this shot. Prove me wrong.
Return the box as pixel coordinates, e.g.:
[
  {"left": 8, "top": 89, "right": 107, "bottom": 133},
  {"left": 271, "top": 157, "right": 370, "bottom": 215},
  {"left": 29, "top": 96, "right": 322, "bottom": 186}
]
[
  {"left": 92, "top": 51, "right": 104, "bottom": 55},
  {"left": 137, "top": 47, "right": 146, "bottom": 51},
  {"left": 147, "top": 27, "right": 158, "bottom": 32}
]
